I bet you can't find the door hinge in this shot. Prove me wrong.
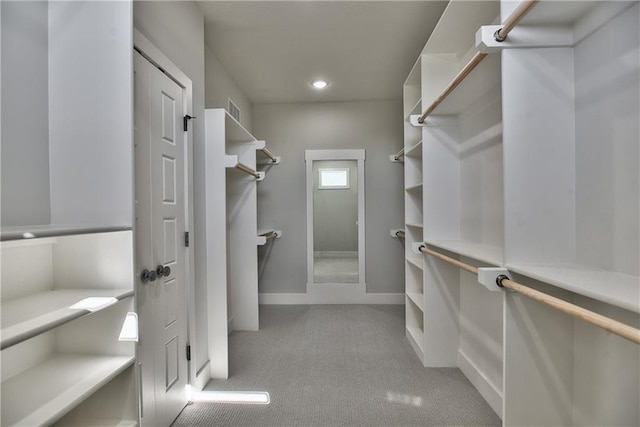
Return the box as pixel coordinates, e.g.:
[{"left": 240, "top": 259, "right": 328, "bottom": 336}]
[
  {"left": 185, "top": 231, "right": 189, "bottom": 247},
  {"left": 183, "top": 115, "right": 196, "bottom": 132},
  {"left": 186, "top": 345, "right": 191, "bottom": 361}
]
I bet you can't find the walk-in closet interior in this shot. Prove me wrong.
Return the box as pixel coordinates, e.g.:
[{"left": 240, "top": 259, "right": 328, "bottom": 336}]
[{"left": 1, "top": 0, "right": 638, "bottom": 426}]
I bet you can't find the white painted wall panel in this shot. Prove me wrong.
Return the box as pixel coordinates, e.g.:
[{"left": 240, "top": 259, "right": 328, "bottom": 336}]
[
  {"left": 1, "top": 1, "right": 51, "bottom": 226},
  {"left": 48, "top": 1, "right": 133, "bottom": 226}
]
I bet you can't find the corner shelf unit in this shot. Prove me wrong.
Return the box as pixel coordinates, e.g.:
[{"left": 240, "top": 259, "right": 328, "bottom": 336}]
[
  {"left": 0, "top": 228, "right": 137, "bottom": 427},
  {"left": 404, "top": 0, "right": 640, "bottom": 425}
]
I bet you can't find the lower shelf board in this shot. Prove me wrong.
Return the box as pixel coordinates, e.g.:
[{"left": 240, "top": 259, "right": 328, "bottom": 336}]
[
  {"left": 406, "top": 326, "right": 424, "bottom": 354},
  {"left": 1, "top": 288, "right": 133, "bottom": 350},
  {"left": 425, "top": 239, "right": 504, "bottom": 266},
  {"left": 406, "top": 292, "right": 424, "bottom": 311},
  {"left": 1, "top": 354, "right": 135, "bottom": 427},
  {"left": 406, "top": 255, "right": 424, "bottom": 270},
  {"left": 506, "top": 263, "right": 640, "bottom": 314}
]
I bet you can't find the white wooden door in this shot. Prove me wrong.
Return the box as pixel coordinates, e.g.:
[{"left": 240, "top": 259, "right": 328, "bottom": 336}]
[{"left": 134, "top": 50, "right": 188, "bottom": 427}]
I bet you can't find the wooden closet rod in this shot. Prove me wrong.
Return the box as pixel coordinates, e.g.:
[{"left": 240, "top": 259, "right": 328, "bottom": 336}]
[
  {"left": 395, "top": 230, "right": 406, "bottom": 238},
  {"left": 417, "top": 0, "right": 539, "bottom": 124},
  {"left": 495, "top": 0, "right": 540, "bottom": 42},
  {"left": 417, "top": 52, "right": 487, "bottom": 124},
  {"left": 394, "top": 148, "right": 405, "bottom": 161},
  {"left": 236, "top": 162, "right": 260, "bottom": 179},
  {"left": 261, "top": 147, "right": 278, "bottom": 162},
  {"left": 418, "top": 245, "right": 640, "bottom": 345}
]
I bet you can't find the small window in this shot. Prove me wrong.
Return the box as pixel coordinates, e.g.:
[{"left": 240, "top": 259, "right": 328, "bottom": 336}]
[{"left": 318, "top": 168, "right": 350, "bottom": 189}]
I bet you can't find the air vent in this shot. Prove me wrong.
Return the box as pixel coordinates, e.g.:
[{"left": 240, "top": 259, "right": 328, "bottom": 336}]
[{"left": 228, "top": 98, "right": 241, "bottom": 122}]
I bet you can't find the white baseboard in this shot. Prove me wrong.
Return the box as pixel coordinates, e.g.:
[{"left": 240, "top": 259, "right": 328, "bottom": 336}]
[
  {"left": 457, "top": 350, "right": 503, "bottom": 419},
  {"left": 192, "top": 360, "right": 211, "bottom": 391},
  {"left": 259, "top": 292, "right": 404, "bottom": 305}
]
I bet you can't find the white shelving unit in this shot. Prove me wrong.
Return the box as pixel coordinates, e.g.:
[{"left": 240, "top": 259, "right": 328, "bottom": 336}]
[
  {"left": 1, "top": 229, "right": 137, "bottom": 427},
  {"left": 202, "top": 109, "right": 278, "bottom": 378},
  {"left": 404, "top": 0, "right": 640, "bottom": 425},
  {"left": 496, "top": 1, "right": 640, "bottom": 425},
  {"left": 403, "top": 6, "right": 505, "bottom": 417},
  {"left": 402, "top": 55, "right": 426, "bottom": 365}
]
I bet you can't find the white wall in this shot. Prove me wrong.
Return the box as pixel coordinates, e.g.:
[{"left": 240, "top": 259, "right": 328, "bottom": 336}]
[
  {"left": 133, "top": 0, "right": 209, "bottom": 381},
  {"left": 254, "top": 101, "right": 405, "bottom": 295},
  {"left": 48, "top": 0, "right": 133, "bottom": 226},
  {"left": 205, "top": 46, "right": 253, "bottom": 132},
  {"left": 1, "top": 1, "right": 51, "bottom": 226}
]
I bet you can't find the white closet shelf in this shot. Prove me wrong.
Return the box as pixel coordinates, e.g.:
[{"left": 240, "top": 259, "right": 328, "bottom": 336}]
[
  {"left": 405, "top": 222, "right": 424, "bottom": 229},
  {"left": 256, "top": 229, "right": 281, "bottom": 245},
  {"left": 405, "top": 98, "right": 422, "bottom": 120},
  {"left": 1, "top": 288, "right": 133, "bottom": 350},
  {"left": 224, "top": 111, "right": 256, "bottom": 145},
  {"left": 506, "top": 263, "right": 640, "bottom": 314},
  {"left": 405, "top": 183, "right": 423, "bottom": 193},
  {"left": 515, "top": 0, "right": 612, "bottom": 28},
  {"left": 1, "top": 354, "right": 134, "bottom": 427},
  {"left": 406, "top": 255, "right": 424, "bottom": 271},
  {"left": 425, "top": 239, "right": 504, "bottom": 267},
  {"left": 406, "top": 292, "right": 424, "bottom": 312},
  {"left": 406, "top": 326, "right": 425, "bottom": 355},
  {"left": 405, "top": 140, "right": 423, "bottom": 158},
  {"left": 0, "top": 225, "right": 131, "bottom": 242}
]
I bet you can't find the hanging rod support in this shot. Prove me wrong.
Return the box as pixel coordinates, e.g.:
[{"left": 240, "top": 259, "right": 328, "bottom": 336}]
[
  {"left": 494, "top": 0, "right": 540, "bottom": 42},
  {"left": 261, "top": 147, "right": 278, "bottom": 163}
]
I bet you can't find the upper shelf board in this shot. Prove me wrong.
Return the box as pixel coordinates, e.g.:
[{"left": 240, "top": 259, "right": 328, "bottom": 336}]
[{"left": 1, "top": 225, "right": 131, "bottom": 242}]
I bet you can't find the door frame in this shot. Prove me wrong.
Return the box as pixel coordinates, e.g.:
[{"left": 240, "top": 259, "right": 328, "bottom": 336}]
[
  {"left": 133, "top": 30, "right": 199, "bottom": 392},
  {"left": 305, "top": 149, "right": 366, "bottom": 303}
]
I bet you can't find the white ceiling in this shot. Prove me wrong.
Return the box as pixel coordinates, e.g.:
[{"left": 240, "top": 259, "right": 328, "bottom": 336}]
[{"left": 197, "top": 1, "right": 448, "bottom": 104}]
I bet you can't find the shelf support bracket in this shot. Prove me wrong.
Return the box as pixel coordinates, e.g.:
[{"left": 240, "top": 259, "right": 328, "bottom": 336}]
[{"left": 476, "top": 25, "right": 573, "bottom": 53}]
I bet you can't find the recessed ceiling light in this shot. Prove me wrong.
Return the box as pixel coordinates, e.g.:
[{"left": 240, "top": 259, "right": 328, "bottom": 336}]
[{"left": 312, "top": 80, "right": 328, "bottom": 89}]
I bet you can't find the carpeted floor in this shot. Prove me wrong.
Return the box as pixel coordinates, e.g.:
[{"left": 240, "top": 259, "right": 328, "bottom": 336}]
[
  {"left": 313, "top": 257, "right": 359, "bottom": 283},
  {"left": 172, "top": 305, "right": 501, "bottom": 427}
]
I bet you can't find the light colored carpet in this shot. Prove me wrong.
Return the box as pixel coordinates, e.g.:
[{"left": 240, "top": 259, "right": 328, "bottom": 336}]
[
  {"left": 172, "top": 305, "right": 501, "bottom": 427},
  {"left": 313, "top": 257, "right": 359, "bottom": 283}
]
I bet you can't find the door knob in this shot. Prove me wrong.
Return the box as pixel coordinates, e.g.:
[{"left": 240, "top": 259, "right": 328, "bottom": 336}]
[
  {"left": 156, "top": 264, "right": 171, "bottom": 277},
  {"left": 141, "top": 268, "right": 157, "bottom": 283}
]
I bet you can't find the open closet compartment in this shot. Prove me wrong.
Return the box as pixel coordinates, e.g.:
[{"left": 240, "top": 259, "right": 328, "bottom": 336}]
[
  {"left": 491, "top": 1, "right": 640, "bottom": 425},
  {"left": 402, "top": 56, "right": 426, "bottom": 358},
  {"left": 1, "top": 229, "right": 136, "bottom": 427},
  {"left": 404, "top": 1, "right": 505, "bottom": 416}
]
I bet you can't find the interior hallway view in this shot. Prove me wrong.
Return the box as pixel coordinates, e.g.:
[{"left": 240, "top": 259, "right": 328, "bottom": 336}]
[{"left": 172, "top": 305, "right": 500, "bottom": 426}]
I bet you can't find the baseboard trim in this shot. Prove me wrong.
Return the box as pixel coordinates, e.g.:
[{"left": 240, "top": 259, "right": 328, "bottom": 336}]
[
  {"left": 259, "top": 293, "right": 404, "bottom": 305},
  {"left": 457, "top": 349, "right": 503, "bottom": 419},
  {"left": 192, "top": 360, "right": 211, "bottom": 391}
]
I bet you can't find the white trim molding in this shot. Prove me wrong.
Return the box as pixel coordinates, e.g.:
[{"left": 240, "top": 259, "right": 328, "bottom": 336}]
[
  {"left": 259, "top": 293, "right": 404, "bottom": 305},
  {"left": 305, "top": 149, "right": 366, "bottom": 302}
]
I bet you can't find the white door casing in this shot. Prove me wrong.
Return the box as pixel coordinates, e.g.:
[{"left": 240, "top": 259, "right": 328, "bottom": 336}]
[{"left": 134, "top": 50, "right": 188, "bottom": 426}]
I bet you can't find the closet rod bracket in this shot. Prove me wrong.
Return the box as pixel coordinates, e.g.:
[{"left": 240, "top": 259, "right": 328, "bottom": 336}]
[
  {"left": 477, "top": 267, "right": 510, "bottom": 292},
  {"left": 476, "top": 25, "right": 573, "bottom": 53}
]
